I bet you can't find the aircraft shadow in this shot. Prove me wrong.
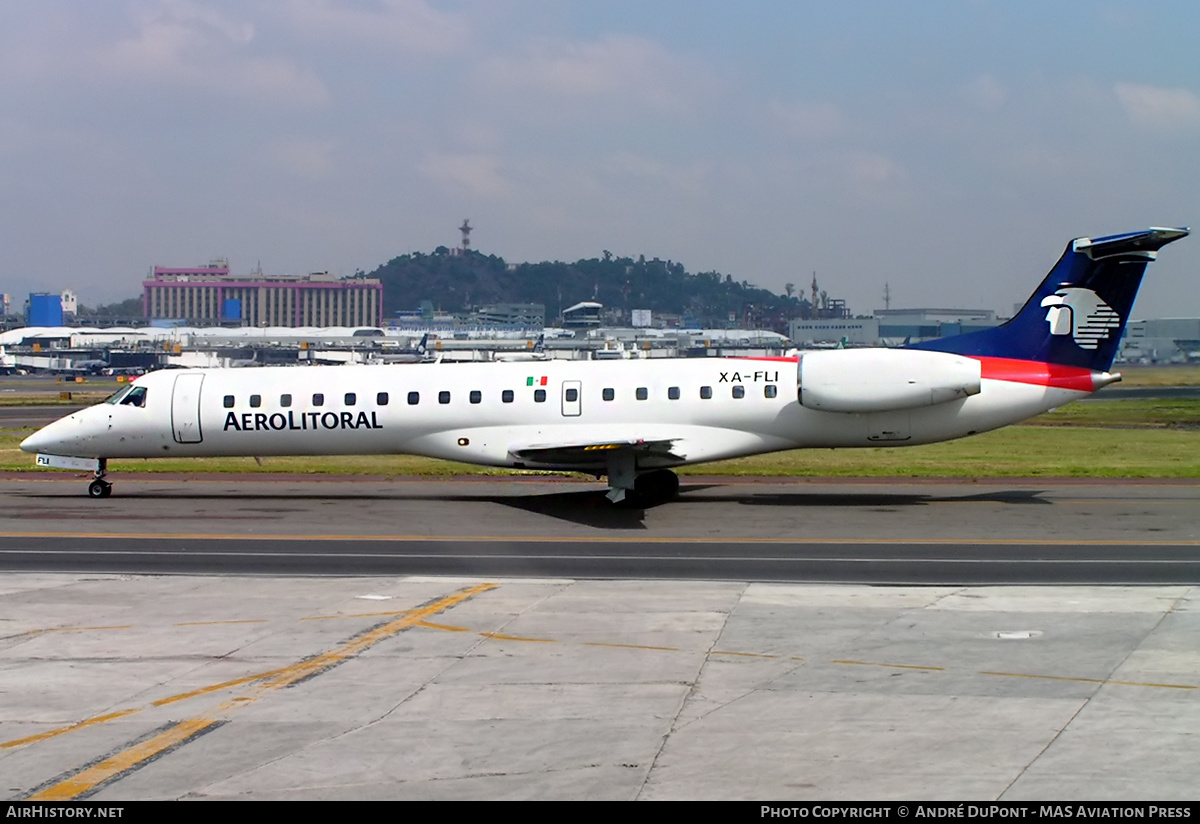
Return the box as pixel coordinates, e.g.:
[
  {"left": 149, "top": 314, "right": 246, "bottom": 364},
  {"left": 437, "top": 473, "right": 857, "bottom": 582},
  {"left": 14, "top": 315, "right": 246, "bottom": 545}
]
[
  {"left": 479, "top": 488, "right": 652, "bottom": 529},
  {"left": 12, "top": 487, "right": 661, "bottom": 530},
  {"left": 692, "top": 489, "right": 1053, "bottom": 507},
  {"left": 10, "top": 487, "right": 1049, "bottom": 531}
]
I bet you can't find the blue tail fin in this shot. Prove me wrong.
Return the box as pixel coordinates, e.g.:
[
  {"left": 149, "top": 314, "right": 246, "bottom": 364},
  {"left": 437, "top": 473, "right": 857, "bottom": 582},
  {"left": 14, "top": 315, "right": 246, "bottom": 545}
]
[{"left": 911, "top": 227, "right": 1188, "bottom": 370}]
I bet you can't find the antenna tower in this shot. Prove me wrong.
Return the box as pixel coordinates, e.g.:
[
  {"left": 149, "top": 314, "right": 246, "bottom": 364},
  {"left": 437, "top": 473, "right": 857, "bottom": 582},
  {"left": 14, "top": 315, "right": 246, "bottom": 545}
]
[{"left": 459, "top": 219, "right": 473, "bottom": 253}]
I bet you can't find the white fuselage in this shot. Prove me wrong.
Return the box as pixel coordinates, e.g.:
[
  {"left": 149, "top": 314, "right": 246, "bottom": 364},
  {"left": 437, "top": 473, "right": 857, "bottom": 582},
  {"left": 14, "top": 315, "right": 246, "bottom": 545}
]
[{"left": 21, "top": 357, "right": 1094, "bottom": 471}]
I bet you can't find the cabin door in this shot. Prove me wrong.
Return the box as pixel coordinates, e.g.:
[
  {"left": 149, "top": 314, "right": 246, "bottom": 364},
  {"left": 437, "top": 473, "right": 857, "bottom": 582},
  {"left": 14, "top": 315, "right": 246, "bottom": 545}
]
[
  {"left": 561, "top": 380, "right": 582, "bottom": 417},
  {"left": 171, "top": 373, "right": 205, "bottom": 444}
]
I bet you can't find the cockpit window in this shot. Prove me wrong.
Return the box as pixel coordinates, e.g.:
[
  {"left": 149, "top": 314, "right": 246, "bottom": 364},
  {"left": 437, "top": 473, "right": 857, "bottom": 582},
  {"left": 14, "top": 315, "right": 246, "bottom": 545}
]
[
  {"left": 104, "top": 386, "right": 133, "bottom": 405},
  {"left": 120, "top": 386, "right": 148, "bottom": 408}
]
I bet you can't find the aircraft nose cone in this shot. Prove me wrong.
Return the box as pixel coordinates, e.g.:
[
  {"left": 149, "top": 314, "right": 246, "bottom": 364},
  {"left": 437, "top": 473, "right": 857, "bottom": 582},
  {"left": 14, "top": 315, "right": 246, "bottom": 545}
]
[
  {"left": 20, "top": 423, "right": 61, "bottom": 454},
  {"left": 20, "top": 413, "right": 85, "bottom": 455}
]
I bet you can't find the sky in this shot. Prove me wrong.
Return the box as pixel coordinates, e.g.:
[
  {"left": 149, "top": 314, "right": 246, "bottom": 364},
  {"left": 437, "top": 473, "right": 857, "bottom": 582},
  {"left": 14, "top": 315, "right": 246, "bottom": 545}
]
[{"left": 2, "top": 0, "right": 1198, "bottom": 320}]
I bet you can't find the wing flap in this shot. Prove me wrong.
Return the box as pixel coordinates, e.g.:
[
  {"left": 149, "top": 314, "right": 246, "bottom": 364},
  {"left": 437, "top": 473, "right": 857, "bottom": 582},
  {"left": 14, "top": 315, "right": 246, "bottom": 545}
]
[{"left": 509, "top": 438, "right": 682, "bottom": 468}]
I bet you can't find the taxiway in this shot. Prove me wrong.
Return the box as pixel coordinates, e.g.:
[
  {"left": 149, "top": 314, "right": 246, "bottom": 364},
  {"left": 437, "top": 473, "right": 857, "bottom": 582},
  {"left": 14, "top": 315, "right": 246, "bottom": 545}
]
[{"left": 1, "top": 474, "right": 1197, "bottom": 800}]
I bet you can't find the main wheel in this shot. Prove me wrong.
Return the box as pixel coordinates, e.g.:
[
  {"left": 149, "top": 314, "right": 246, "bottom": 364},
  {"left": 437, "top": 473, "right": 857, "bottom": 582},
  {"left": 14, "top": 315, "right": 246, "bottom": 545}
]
[
  {"left": 621, "top": 469, "right": 679, "bottom": 508},
  {"left": 88, "top": 480, "right": 111, "bottom": 498}
]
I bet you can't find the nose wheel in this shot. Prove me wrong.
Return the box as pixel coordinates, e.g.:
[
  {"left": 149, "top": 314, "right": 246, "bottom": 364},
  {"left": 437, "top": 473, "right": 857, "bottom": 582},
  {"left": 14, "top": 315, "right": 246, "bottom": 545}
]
[{"left": 88, "top": 459, "right": 111, "bottom": 498}]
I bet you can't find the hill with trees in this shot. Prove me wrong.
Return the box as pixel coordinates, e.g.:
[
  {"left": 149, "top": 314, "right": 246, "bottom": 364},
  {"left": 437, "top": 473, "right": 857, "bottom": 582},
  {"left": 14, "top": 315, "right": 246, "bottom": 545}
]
[
  {"left": 73, "top": 250, "right": 842, "bottom": 332},
  {"left": 365, "top": 247, "right": 833, "bottom": 330}
]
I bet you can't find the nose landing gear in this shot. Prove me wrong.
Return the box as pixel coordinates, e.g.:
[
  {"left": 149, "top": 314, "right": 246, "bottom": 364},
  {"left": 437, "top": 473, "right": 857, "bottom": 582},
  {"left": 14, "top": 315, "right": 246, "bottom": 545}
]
[{"left": 87, "top": 459, "right": 112, "bottom": 498}]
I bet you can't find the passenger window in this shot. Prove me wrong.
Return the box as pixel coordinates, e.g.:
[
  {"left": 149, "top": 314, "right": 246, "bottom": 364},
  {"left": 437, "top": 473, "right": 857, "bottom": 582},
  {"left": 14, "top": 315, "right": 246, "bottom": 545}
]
[
  {"left": 470, "top": 390, "right": 482, "bottom": 404},
  {"left": 602, "top": 388, "right": 615, "bottom": 401},
  {"left": 345, "top": 393, "right": 356, "bottom": 406},
  {"left": 313, "top": 393, "right": 324, "bottom": 407},
  {"left": 223, "top": 395, "right": 235, "bottom": 409},
  {"left": 636, "top": 387, "right": 648, "bottom": 401},
  {"left": 439, "top": 391, "right": 450, "bottom": 404},
  {"left": 700, "top": 386, "right": 712, "bottom": 399},
  {"left": 765, "top": 385, "right": 777, "bottom": 399},
  {"left": 281, "top": 394, "right": 292, "bottom": 408},
  {"left": 534, "top": 389, "right": 546, "bottom": 403},
  {"left": 120, "top": 386, "right": 148, "bottom": 408},
  {"left": 565, "top": 388, "right": 579, "bottom": 402},
  {"left": 502, "top": 389, "right": 514, "bottom": 403},
  {"left": 668, "top": 386, "right": 680, "bottom": 400},
  {"left": 377, "top": 392, "right": 389, "bottom": 405},
  {"left": 733, "top": 385, "right": 745, "bottom": 399},
  {"left": 249, "top": 394, "right": 261, "bottom": 408},
  {"left": 407, "top": 391, "right": 420, "bottom": 405}
]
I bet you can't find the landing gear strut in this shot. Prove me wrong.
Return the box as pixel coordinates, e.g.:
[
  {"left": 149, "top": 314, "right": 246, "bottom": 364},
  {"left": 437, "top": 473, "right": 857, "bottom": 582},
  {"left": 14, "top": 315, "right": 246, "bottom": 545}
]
[{"left": 87, "top": 459, "right": 111, "bottom": 498}]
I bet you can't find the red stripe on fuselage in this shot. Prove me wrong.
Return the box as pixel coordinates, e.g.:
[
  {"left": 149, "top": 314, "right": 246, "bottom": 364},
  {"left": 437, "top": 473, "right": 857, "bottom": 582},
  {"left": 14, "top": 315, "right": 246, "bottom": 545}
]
[
  {"left": 976, "top": 357, "right": 1095, "bottom": 391},
  {"left": 732, "top": 354, "right": 1095, "bottom": 390},
  {"left": 731, "top": 356, "right": 800, "bottom": 362}
]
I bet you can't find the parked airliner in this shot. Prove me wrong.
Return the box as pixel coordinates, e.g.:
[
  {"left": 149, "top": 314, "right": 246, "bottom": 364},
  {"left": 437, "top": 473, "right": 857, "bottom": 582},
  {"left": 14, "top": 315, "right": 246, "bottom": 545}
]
[{"left": 20, "top": 228, "right": 1188, "bottom": 504}]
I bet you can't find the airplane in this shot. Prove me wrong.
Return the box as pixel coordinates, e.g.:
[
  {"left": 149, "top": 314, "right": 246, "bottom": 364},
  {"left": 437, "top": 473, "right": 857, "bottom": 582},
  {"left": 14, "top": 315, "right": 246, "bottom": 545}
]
[
  {"left": 375, "top": 332, "right": 436, "bottom": 364},
  {"left": 494, "top": 333, "right": 549, "bottom": 362},
  {"left": 58, "top": 359, "right": 109, "bottom": 375},
  {"left": 20, "top": 227, "right": 1189, "bottom": 505}
]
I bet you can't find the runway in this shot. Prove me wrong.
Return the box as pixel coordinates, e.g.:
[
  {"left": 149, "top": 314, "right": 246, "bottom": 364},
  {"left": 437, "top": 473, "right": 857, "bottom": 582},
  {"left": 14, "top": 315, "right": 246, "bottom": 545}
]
[
  {"left": 1, "top": 475, "right": 1198, "bottom": 583},
  {"left": 4, "top": 534, "right": 1200, "bottom": 584}
]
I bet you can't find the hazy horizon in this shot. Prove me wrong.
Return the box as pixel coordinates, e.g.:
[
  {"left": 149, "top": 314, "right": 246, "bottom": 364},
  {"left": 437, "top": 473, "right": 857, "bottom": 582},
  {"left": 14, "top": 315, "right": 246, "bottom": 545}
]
[{"left": 2, "top": 2, "right": 1197, "bottom": 320}]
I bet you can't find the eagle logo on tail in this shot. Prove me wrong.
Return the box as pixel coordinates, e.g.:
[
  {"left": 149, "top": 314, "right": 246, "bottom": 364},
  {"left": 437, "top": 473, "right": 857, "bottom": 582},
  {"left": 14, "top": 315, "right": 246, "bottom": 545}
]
[{"left": 1040, "top": 287, "right": 1121, "bottom": 350}]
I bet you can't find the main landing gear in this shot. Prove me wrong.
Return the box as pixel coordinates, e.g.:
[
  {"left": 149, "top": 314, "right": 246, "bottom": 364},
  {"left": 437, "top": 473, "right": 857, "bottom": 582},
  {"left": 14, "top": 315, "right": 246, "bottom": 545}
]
[
  {"left": 605, "top": 452, "right": 680, "bottom": 507},
  {"left": 87, "top": 459, "right": 112, "bottom": 498},
  {"left": 626, "top": 469, "right": 680, "bottom": 508}
]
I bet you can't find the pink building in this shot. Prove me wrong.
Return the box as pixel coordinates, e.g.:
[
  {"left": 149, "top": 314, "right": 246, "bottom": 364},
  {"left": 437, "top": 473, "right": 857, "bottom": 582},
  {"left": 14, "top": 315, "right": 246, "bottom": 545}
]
[{"left": 143, "top": 261, "right": 383, "bottom": 327}]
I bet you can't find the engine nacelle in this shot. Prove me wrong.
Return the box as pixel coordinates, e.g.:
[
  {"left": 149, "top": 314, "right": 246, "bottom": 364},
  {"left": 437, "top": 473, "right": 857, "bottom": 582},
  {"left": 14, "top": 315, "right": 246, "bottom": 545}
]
[{"left": 798, "top": 349, "right": 981, "bottom": 413}]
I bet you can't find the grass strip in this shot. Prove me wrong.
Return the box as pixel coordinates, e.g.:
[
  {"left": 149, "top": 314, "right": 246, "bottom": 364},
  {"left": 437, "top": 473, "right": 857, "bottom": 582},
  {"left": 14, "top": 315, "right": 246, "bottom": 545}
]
[{"left": 2, "top": 418, "right": 1196, "bottom": 478}]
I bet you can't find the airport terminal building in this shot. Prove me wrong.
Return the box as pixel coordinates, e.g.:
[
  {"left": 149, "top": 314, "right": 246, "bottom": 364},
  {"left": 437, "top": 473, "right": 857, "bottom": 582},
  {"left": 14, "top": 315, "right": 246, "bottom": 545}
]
[
  {"left": 789, "top": 308, "right": 1000, "bottom": 346},
  {"left": 144, "top": 262, "right": 383, "bottom": 327}
]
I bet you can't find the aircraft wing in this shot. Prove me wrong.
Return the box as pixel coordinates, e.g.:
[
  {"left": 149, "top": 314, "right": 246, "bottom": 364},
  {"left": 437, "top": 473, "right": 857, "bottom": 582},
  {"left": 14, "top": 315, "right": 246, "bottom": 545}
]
[{"left": 508, "top": 437, "right": 683, "bottom": 468}]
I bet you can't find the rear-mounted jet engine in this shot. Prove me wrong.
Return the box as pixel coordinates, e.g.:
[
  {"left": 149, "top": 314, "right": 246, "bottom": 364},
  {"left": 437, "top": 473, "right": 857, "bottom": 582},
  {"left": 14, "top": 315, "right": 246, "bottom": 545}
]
[{"left": 798, "top": 349, "right": 982, "bottom": 413}]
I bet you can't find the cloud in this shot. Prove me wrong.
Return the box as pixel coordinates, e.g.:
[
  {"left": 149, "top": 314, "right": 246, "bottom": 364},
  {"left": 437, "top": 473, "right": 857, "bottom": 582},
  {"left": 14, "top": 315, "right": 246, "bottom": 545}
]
[
  {"left": 2, "top": 1, "right": 328, "bottom": 107},
  {"left": 827, "top": 150, "right": 910, "bottom": 207},
  {"left": 107, "top": 1, "right": 328, "bottom": 105},
  {"left": 418, "top": 152, "right": 513, "bottom": 199},
  {"left": 769, "top": 100, "right": 846, "bottom": 140},
  {"left": 279, "top": 0, "right": 470, "bottom": 56},
  {"left": 482, "top": 34, "right": 710, "bottom": 115},
  {"left": 1114, "top": 82, "right": 1200, "bottom": 134},
  {"left": 964, "top": 75, "right": 1007, "bottom": 111},
  {"left": 271, "top": 138, "right": 337, "bottom": 180},
  {"left": 602, "top": 151, "right": 714, "bottom": 197}
]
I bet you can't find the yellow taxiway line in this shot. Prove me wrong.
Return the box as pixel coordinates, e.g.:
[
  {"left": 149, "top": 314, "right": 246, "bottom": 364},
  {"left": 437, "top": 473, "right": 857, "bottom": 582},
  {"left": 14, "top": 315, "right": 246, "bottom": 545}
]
[{"left": 21, "top": 582, "right": 496, "bottom": 801}]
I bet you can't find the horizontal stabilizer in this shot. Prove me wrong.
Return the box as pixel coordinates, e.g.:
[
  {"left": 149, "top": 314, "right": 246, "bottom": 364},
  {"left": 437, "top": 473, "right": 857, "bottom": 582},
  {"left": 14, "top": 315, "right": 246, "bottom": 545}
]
[{"left": 1073, "top": 227, "right": 1189, "bottom": 259}]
